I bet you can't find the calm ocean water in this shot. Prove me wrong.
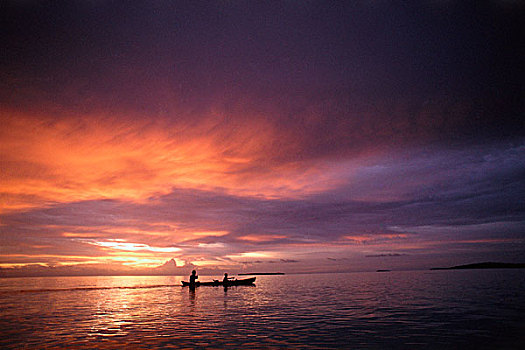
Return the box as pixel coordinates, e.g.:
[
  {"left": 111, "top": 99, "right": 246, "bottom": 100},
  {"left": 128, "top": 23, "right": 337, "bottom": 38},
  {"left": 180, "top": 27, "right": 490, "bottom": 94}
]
[{"left": 0, "top": 270, "right": 524, "bottom": 349}]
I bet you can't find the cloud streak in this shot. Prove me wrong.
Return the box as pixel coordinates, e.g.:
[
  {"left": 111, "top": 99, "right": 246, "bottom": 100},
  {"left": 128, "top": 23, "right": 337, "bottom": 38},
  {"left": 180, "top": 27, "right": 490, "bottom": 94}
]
[{"left": 2, "top": 141, "right": 523, "bottom": 274}]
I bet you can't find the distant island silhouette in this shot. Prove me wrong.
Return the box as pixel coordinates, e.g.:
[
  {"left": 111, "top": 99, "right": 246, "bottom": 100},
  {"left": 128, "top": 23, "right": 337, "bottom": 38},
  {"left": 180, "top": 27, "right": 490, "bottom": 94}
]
[
  {"left": 238, "top": 272, "right": 285, "bottom": 275},
  {"left": 376, "top": 269, "right": 391, "bottom": 272},
  {"left": 430, "top": 262, "right": 525, "bottom": 270}
]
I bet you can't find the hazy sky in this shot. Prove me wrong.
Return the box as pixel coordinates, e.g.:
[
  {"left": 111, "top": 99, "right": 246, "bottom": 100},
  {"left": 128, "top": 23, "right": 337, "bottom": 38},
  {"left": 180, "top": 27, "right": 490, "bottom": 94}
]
[{"left": 1, "top": 1, "right": 524, "bottom": 276}]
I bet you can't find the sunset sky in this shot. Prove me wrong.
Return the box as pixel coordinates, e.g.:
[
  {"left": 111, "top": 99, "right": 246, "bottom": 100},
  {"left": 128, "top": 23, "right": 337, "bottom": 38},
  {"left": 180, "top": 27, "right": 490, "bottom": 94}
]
[{"left": 1, "top": 1, "right": 524, "bottom": 276}]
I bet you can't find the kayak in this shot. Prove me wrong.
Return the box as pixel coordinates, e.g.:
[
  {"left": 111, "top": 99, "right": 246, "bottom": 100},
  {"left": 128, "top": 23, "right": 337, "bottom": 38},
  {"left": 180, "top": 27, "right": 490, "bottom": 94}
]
[{"left": 181, "top": 277, "right": 256, "bottom": 287}]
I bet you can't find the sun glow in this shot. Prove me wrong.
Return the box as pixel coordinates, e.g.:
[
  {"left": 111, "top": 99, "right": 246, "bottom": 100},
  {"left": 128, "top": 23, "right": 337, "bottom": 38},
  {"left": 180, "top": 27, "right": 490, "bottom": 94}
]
[
  {"left": 226, "top": 251, "right": 275, "bottom": 259},
  {"left": 88, "top": 240, "right": 181, "bottom": 253}
]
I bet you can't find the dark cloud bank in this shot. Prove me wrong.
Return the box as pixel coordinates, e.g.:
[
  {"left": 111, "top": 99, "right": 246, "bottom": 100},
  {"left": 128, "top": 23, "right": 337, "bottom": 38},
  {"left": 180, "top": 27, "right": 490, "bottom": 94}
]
[{"left": 2, "top": 1, "right": 523, "bottom": 147}]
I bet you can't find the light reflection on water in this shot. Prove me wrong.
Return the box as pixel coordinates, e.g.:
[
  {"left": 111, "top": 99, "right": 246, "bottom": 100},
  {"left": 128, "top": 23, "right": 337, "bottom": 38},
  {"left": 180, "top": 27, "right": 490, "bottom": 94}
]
[{"left": 0, "top": 271, "right": 524, "bottom": 349}]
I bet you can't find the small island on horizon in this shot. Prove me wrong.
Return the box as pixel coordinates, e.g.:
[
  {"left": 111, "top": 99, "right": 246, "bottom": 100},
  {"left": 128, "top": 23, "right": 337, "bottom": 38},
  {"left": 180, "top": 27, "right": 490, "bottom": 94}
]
[
  {"left": 430, "top": 262, "right": 525, "bottom": 270},
  {"left": 238, "top": 272, "right": 285, "bottom": 275}
]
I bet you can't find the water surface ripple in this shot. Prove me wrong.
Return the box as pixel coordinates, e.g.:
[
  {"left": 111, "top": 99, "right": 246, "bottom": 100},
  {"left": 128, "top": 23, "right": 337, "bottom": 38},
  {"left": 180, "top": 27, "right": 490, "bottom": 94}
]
[{"left": 0, "top": 270, "right": 524, "bottom": 349}]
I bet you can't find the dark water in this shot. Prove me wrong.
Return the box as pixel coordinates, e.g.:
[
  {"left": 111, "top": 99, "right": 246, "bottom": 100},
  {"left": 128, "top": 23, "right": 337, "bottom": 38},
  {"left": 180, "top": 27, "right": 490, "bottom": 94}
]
[{"left": 0, "top": 270, "right": 524, "bottom": 349}]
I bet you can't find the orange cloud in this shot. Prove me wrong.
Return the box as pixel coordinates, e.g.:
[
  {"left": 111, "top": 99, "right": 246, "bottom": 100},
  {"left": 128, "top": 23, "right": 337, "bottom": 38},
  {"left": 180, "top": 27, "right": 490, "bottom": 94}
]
[
  {"left": 343, "top": 233, "right": 408, "bottom": 244},
  {"left": 1, "top": 112, "right": 356, "bottom": 213},
  {"left": 238, "top": 234, "right": 286, "bottom": 242}
]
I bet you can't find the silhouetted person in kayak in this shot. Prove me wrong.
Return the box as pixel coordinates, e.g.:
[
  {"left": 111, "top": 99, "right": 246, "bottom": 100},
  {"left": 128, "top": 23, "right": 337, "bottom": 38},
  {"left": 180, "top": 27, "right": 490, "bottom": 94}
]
[
  {"left": 189, "top": 270, "right": 198, "bottom": 289},
  {"left": 223, "top": 273, "right": 233, "bottom": 286}
]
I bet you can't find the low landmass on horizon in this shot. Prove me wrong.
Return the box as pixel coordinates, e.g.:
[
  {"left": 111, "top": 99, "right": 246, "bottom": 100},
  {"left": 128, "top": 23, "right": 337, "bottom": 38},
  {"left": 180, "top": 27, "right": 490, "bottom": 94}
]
[{"left": 430, "top": 262, "right": 525, "bottom": 271}]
